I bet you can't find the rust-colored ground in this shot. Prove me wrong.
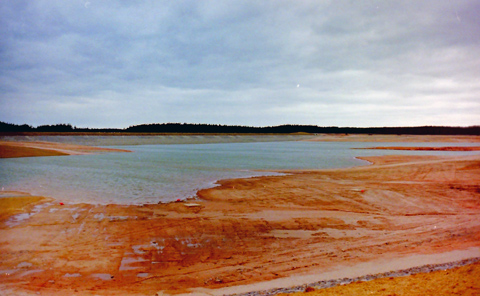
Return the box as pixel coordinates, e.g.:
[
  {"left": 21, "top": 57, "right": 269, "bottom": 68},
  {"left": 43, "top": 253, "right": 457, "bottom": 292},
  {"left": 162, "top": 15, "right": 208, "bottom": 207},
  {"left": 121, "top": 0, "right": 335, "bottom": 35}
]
[{"left": 0, "top": 138, "right": 479, "bottom": 295}]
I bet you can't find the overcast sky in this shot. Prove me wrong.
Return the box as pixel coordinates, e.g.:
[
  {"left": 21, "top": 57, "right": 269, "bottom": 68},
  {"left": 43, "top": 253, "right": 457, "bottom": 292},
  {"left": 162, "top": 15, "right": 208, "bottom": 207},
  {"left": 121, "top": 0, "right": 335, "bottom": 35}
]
[{"left": 1, "top": 1, "right": 479, "bottom": 128}]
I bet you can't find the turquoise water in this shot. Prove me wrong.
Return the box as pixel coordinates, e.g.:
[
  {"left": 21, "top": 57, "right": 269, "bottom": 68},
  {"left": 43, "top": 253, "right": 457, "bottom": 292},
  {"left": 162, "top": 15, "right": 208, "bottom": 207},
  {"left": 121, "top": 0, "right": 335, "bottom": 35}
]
[{"left": 1, "top": 140, "right": 478, "bottom": 204}]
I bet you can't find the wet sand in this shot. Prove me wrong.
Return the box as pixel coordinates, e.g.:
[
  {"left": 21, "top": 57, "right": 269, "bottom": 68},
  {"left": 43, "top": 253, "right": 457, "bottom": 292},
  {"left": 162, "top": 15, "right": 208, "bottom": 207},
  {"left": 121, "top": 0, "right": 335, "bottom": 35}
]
[{"left": 0, "top": 137, "right": 479, "bottom": 295}]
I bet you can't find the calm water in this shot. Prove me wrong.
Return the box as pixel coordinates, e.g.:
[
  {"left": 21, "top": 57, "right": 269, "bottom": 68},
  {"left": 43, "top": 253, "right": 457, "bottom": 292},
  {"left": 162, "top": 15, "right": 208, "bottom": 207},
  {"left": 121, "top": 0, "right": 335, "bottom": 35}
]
[{"left": 1, "top": 139, "right": 478, "bottom": 204}]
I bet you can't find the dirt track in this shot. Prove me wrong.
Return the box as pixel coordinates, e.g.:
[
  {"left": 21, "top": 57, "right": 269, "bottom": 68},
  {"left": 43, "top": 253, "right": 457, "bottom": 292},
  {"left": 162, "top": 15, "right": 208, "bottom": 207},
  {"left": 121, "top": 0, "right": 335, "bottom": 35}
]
[{"left": 1, "top": 152, "right": 480, "bottom": 295}]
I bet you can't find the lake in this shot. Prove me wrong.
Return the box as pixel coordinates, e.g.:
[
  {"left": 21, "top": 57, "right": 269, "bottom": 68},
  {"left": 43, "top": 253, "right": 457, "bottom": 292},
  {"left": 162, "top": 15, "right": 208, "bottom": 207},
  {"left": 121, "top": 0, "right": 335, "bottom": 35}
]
[{"left": 1, "top": 137, "right": 478, "bottom": 204}]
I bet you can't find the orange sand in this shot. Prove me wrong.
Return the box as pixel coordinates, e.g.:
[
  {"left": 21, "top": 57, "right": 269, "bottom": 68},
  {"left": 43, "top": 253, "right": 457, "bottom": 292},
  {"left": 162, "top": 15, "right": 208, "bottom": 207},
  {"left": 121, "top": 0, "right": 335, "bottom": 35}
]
[{"left": 0, "top": 141, "right": 131, "bottom": 158}]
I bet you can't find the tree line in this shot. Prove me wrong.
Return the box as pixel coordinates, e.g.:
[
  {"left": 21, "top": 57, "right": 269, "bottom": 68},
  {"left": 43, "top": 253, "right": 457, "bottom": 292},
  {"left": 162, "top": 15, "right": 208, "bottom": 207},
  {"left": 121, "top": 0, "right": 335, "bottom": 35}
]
[{"left": 1, "top": 121, "right": 479, "bottom": 135}]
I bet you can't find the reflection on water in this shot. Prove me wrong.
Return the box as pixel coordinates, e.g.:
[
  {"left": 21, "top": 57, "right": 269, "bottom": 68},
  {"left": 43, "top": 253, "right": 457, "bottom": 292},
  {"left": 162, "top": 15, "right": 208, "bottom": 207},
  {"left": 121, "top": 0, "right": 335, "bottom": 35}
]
[{"left": 1, "top": 137, "right": 478, "bottom": 205}]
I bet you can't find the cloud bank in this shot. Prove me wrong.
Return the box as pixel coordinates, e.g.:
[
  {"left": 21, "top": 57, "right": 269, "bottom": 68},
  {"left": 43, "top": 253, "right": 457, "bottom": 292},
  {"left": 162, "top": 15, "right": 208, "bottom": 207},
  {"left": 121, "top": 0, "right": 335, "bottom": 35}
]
[{"left": 1, "top": 1, "right": 479, "bottom": 127}]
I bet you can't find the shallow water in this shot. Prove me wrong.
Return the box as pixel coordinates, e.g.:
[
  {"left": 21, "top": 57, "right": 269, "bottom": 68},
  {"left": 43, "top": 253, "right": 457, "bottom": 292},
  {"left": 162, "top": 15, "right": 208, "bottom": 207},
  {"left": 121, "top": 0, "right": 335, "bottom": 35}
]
[{"left": 0, "top": 139, "right": 478, "bottom": 204}]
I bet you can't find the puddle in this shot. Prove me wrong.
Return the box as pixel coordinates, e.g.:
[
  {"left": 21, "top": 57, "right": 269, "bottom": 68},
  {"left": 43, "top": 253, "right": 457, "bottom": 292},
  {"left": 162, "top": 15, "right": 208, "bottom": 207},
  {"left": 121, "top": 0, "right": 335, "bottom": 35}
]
[
  {"left": 64, "top": 273, "right": 82, "bottom": 277},
  {"left": 18, "top": 269, "right": 43, "bottom": 277},
  {"left": 91, "top": 273, "right": 113, "bottom": 280},
  {"left": 137, "top": 272, "right": 149, "bottom": 278},
  {"left": 72, "top": 212, "right": 80, "bottom": 221},
  {"left": 6, "top": 213, "right": 31, "bottom": 227},
  {"left": 94, "top": 213, "right": 105, "bottom": 221},
  {"left": 108, "top": 216, "right": 129, "bottom": 222},
  {"left": 32, "top": 202, "right": 52, "bottom": 213},
  {"left": 119, "top": 256, "right": 148, "bottom": 271},
  {"left": 132, "top": 244, "right": 149, "bottom": 255},
  {"left": 5, "top": 202, "right": 53, "bottom": 227},
  {"left": 63, "top": 207, "right": 79, "bottom": 212},
  {"left": 17, "top": 262, "right": 33, "bottom": 268}
]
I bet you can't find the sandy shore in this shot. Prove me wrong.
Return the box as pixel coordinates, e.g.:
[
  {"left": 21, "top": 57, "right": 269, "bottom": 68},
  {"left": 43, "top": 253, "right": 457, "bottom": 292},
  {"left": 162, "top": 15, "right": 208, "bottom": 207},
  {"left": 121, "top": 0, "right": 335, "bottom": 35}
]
[
  {"left": 1, "top": 137, "right": 479, "bottom": 295},
  {"left": 356, "top": 146, "right": 480, "bottom": 151},
  {"left": 0, "top": 141, "right": 131, "bottom": 158},
  {"left": 305, "top": 134, "right": 480, "bottom": 142}
]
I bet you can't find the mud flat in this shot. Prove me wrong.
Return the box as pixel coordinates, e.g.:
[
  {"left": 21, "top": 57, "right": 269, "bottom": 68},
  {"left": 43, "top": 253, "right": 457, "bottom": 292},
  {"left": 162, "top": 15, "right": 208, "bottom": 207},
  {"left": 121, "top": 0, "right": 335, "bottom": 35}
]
[{"left": 0, "top": 140, "right": 480, "bottom": 295}]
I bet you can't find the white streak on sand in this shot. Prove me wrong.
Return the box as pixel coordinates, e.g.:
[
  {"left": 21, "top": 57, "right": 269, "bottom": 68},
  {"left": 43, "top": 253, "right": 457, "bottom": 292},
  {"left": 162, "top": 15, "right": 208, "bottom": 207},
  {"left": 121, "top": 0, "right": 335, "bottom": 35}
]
[{"left": 179, "top": 247, "right": 480, "bottom": 296}]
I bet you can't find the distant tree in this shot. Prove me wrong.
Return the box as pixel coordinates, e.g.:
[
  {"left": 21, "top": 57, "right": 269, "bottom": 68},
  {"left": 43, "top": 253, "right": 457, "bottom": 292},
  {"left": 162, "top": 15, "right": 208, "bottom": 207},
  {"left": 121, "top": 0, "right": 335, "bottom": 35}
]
[
  {"left": 36, "top": 124, "right": 74, "bottom": 132},
  {"left": 1, "top": 121, "right": 479, "bottom": 135},
  {"left": 0, "top": 121, "right": 34, "bottom": 132}
]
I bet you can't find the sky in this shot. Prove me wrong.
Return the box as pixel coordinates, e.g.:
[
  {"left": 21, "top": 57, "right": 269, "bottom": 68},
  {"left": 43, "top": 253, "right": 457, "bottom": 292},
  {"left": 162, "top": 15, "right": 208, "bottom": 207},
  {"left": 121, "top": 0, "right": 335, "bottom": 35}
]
[{"left": 1, "top": 1, "right": 479, "bottom": 128}]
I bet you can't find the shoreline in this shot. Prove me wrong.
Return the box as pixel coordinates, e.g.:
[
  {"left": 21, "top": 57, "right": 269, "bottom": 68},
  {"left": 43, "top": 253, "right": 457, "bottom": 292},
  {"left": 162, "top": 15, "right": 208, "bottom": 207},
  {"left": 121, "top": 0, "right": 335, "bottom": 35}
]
[
  {"left": 1, "top": 137, "right": 480, "bottom": 295},
  {"left": 2, "top": 132, "right": 480, "bottom": 141},
  {"left": 305, "top": 134, "right": 480, "bottom": 142},
  {"left": 0, "top": 140, "right": 131, "bottom": 158},
  {"left": 355, "top": 146, "right": 480, "bottom": 151}
]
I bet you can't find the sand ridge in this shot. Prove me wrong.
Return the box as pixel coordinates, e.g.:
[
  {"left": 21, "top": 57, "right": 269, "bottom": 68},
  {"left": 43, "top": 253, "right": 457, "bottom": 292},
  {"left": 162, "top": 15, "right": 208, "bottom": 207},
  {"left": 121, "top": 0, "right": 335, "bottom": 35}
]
[
  {"left": 0, "top": 140, "right": 131, "bottom": 158},
  {"left": 304, "top": 134, "right": 480, "bottom": 143}
]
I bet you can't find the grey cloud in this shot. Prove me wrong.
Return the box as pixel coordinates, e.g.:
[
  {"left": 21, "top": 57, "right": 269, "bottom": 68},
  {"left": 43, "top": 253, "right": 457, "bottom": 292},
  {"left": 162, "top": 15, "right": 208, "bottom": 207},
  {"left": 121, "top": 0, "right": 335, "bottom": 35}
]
[{"left": 1, "top": 0, "right": 479, "bottom": 127}]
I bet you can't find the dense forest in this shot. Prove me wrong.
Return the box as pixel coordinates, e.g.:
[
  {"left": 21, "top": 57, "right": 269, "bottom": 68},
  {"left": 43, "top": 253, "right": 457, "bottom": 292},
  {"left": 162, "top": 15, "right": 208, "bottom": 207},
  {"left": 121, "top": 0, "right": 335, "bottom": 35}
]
[{"left": 1, "top": 121, "right": 479, "bottom": 135}]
